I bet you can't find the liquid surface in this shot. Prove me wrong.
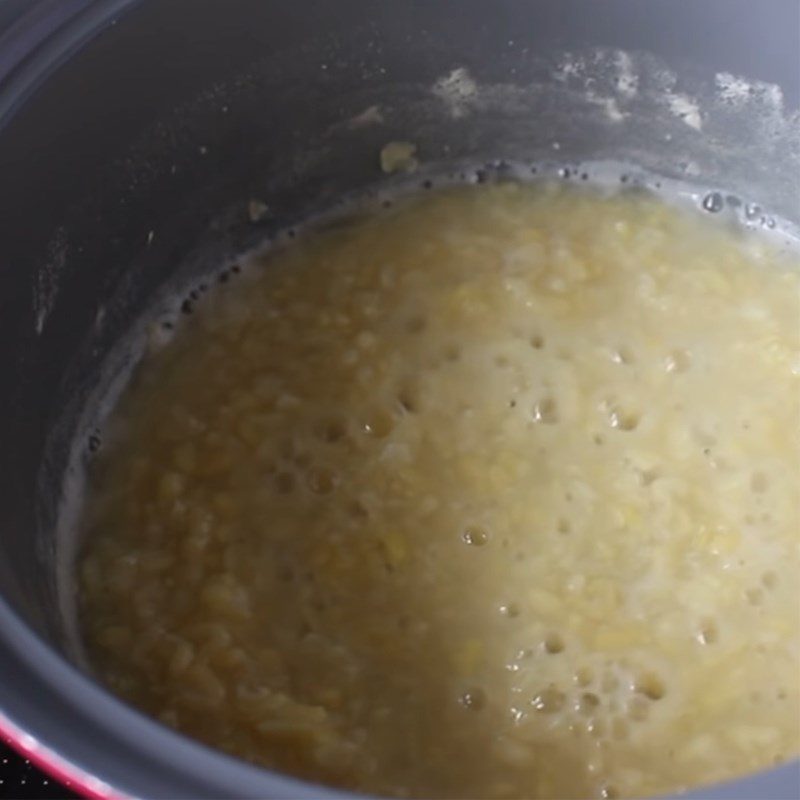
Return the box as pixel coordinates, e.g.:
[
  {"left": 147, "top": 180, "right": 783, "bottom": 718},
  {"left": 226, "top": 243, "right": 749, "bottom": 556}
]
[{"left": 79, "top": 182, "right": 800, "bottom": 799}]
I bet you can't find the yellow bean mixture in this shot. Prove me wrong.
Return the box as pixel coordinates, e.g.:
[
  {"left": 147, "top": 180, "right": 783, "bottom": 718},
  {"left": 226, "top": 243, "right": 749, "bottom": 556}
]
[{"left": 79, "top": 182, "right": 800, "bottom": 799}]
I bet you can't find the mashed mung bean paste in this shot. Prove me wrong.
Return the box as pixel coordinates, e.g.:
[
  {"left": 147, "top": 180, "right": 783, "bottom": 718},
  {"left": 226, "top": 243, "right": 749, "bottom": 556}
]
[{"left": 79, "top": 181, "right": 800, "bottom": 799}]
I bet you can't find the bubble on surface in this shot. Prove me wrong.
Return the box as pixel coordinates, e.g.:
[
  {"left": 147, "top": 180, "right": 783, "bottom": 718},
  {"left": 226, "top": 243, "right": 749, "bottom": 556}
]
[
  {"left": 578, "top": 692, "right": 601, "bottom": 716},
  {"left": 606, "top": 403, "right": 640, "bottom": 431},
  {"left": 587, "top": 717, "right": 605, "bottom": 738},
  {"left": 697, "top": 619, "right": 719, "bottom": 645},
  {"left": 363, "top": 409, "right": 394, "bottom": 438},
  {"left": 531, "top": 687, "right": 566, "bottom": 713},
  {"left": 532, "top": 397, "right": 559, "bottom": 425},
  {"left": 610, "top": 346, "right": 635, "bottom": 365},
  {"left": 315, "top": 418, "right": 347, "bottom": 443},
  {"left": 459, "top": 687, "right": 487, "bottom": 711},
  {"left": 702, "top": 192, "right": 724, "bottom": 213},
  {"left": 499, "top": 602, "right": 520, "bottom": 618},
  {"left": 745, "top": 202, "right": 762, "bottom": 221},
  {"left": 664, "top": 349, "right": 691, "bottom": 373},
  {"left": 575, "top": 667, "right": 594, "bottom": 687},
  {"left": 397, "top": 387, "right": 420, "bottom": 414},
  {"left": 462, "top": 526, "right": 489, "bottom": 547},
  {"left": 544, "top": 632, "right": 565, "bottom": 654},
  {"left": 634, "top": 673, "right": 666, "bottom": 701},
  {"left": 761, "top": 570, "right": 778, "bottom": 590},
  {"left": 746, "top": 587, "right": 764, "bottom": 606}
]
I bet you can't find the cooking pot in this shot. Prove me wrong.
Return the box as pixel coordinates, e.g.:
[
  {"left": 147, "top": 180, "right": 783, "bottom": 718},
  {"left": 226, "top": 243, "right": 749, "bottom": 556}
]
[{"left": 0, "top": 1, "right": 798, "bottom": 798}]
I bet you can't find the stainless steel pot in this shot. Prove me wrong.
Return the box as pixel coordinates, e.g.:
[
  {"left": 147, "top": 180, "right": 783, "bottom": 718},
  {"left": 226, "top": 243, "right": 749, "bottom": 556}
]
[{"left": 0, "top": 2, "right": 797, "bottom": 797}]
